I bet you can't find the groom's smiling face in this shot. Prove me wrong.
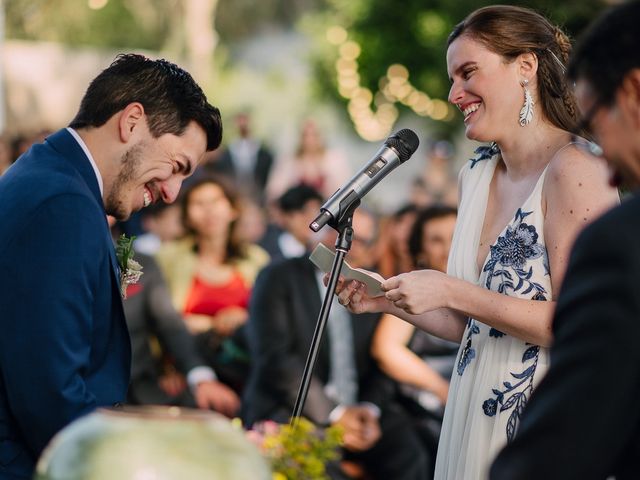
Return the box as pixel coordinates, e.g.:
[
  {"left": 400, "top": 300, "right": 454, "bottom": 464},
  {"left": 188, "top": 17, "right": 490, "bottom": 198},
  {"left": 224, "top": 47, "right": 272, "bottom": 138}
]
[{"left": 105, "top": 118, "right": 206, "bottom": 220}]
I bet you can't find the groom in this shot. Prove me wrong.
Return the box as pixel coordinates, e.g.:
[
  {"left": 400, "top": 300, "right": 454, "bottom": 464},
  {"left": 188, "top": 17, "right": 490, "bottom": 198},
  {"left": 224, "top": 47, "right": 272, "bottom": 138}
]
[{"left": 0, "top": 54, "right": 222, "bottom": 478}]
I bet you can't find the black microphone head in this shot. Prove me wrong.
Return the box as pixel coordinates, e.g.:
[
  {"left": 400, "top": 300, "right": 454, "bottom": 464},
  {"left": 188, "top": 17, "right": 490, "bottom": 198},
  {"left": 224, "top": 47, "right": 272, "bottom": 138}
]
[{"left": 386, "top": 129, "right": 419, "bottom": 163}]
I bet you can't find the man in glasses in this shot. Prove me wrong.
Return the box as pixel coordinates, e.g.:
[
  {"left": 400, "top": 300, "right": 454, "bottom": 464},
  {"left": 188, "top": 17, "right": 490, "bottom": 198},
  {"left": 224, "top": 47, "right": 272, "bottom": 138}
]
[{"left": 491, "top": 2, "right": 640, "bottom": 479}]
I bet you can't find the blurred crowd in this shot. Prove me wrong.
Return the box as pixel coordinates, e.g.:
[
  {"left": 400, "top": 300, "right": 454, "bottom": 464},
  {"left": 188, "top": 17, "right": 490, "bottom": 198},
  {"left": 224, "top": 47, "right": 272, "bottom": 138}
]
[{"left": 2, "top": 114, "right": 460, "bottom": 480}]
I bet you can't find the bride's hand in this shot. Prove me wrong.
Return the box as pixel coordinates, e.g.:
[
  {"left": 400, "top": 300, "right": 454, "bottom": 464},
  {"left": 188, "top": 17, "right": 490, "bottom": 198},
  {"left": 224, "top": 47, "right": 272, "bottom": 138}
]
[
  {"left": 325, "top": 272, "right": 390, "bottom": 314},
  {"left": 382, "top": 269, "right": 450, "bottom": 315}
]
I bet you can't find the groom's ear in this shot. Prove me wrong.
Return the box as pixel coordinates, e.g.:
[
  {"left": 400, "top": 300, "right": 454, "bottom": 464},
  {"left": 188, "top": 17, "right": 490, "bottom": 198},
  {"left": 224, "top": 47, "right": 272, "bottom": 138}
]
[{"left": 118, "top": 102, "right": 145, "bottom": 143}]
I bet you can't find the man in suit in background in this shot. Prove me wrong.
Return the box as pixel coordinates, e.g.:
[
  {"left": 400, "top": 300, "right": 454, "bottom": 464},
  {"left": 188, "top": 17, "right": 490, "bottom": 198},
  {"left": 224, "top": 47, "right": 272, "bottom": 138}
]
[
  {"left": 258, "top": 184, "right": 324, "bottom": 262},
  {"left": 122, "top": 251, "right": 239, "bottom": 417},
  {"left": 0, "top": 53, "right": 222, "bottom": 478},
  {"left": 211, "top": 111, "right": 273, "bottom": 205},
  {"left": 243, "top": 208, "right": 428, "bottom": 480},
  {"left": 491, "top": 3, "right": 640, "bottom": 479}
]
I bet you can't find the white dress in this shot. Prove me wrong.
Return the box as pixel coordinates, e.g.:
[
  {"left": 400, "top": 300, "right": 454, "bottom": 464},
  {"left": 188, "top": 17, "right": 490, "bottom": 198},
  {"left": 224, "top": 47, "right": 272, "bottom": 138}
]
[{"left": 434, "top": 145, "right": 552, "bottom": 480}]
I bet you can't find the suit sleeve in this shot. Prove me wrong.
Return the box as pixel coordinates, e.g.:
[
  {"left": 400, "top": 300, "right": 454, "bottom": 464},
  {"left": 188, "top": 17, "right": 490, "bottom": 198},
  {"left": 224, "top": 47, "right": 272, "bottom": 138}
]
[
  {"left": 0, "top": 194, "right": 106, "bottom": 455},
  {"left": 142, "top": 257, "right": 203, "bottom": 375},
  {"left": 490, "top": 217, "right": 640, "bottom": 480},
  {"left": 246, "top": 263, "right": 335, "bottom": 424}
]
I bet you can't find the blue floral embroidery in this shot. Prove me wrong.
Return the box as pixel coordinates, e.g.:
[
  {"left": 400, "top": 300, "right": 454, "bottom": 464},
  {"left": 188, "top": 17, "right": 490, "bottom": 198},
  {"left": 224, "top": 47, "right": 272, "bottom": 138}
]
[
  {"left": 469, "top": 143, "right": 500, "bottom": 169},
  {"left": 457, "top": 319, "right": 480, "bottom": 376},
  {"left": 489, "top": 328, "right": 505, "bottom": 338},
  {"left": 482, "top": 345, "right": 540, "bottom": 442},
  {"left": 482, "top": 209, "right": 548, "bottom": 297}
]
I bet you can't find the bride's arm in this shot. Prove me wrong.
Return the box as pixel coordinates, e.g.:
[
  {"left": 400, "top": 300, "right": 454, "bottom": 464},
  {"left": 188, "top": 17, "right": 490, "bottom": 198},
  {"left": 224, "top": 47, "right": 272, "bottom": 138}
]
[
  {"left": 343, "top": 146, "right": 618, "bottom": 347},
  {"left": 542, "top": 145, "right": 619, "bottom": 294},
  {"left": 381, "top": 272, "right": 555, "bottom": 346}
]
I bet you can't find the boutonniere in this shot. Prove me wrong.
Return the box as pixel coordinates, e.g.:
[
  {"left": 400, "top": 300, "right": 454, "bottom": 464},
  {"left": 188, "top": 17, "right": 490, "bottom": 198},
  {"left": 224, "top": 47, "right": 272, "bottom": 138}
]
[{"left": 115, "top": 234, "right": 143, "bottom": 299}]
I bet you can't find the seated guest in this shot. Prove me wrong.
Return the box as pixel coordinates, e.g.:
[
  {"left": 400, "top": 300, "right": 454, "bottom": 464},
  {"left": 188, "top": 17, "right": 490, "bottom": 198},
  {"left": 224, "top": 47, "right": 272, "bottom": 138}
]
[
  {"left": 133, "top": 202, "right": 185, "bottom": 256},
  {"left": 371, "top": 205, "right": 459, "bottom": 476},
  {"left": 259, "top": 184, "right": 324, "bottom": 262},
  {"left": 376, "top": 204, "right": 419, "bottom": 278},
  {"left": 243, "top": 208, "right": 428, "bottom": 480},
  {"left": 156, "top": 176, "right": 269, "bottom": 395},
  {"left": 123, "top": 251, "right": 239, "bottom": 417}
]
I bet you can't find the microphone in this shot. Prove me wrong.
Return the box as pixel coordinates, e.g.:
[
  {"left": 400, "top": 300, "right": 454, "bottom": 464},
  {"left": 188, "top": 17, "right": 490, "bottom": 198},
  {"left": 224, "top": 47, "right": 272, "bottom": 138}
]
[{"left": 309, "top": 128, "right": 419, "bottom": 232}]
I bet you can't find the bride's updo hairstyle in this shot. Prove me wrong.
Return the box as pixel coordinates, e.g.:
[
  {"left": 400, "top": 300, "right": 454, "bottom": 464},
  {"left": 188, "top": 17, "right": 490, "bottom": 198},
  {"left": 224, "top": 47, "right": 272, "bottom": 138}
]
[{"left": 447, "top": 5, "right": 578, "bottom": 133}]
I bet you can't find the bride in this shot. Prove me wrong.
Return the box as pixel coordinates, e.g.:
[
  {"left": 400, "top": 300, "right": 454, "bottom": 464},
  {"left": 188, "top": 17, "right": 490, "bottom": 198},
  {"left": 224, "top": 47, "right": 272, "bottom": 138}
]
[{"left": 333, "top": 5, "right": 618, "bottom": 479}]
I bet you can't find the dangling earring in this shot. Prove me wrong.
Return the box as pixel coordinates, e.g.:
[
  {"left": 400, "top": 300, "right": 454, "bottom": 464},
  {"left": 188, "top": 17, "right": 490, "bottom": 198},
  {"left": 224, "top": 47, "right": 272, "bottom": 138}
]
[{"left": 519, "top": 79, "right": 534, "bottom": 127}]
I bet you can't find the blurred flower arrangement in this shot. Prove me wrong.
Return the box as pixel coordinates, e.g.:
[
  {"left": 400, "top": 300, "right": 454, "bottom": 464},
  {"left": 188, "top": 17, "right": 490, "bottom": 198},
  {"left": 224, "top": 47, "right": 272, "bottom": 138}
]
[{"left": 239, "top": 418, "right": 343, "bottom": 480}]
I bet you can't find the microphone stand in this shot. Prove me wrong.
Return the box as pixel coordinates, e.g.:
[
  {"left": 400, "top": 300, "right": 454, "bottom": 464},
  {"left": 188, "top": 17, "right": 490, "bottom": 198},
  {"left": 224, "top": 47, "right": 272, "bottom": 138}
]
[{"left": 290, "top": 201, "right": 360, "bottom": 428}]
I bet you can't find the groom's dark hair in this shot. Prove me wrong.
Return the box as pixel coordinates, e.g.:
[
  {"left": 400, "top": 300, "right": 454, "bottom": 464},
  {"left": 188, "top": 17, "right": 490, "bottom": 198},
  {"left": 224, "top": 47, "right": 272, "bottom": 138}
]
[
  {"left": 568, "top": 1, "right": 640, "bottom": 107},
  {"left": 69, "top": 53, "right": 222, "bottom": 151}
]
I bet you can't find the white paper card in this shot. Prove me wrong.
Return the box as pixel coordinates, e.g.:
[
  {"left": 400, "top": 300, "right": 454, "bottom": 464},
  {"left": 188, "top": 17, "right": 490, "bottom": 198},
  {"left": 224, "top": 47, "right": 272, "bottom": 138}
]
[{"left": 309, "top": 243, "right": 385, "bottom": 297}]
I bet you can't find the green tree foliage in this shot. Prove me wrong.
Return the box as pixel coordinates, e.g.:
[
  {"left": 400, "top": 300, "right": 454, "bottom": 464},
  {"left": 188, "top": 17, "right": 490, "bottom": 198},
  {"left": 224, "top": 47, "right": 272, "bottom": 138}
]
[
  {"left": 4, "top": 0, "right": 173, "bottom": 50},
  {"left": 3, "top": 0, "right": 325, "bottom": 49}
]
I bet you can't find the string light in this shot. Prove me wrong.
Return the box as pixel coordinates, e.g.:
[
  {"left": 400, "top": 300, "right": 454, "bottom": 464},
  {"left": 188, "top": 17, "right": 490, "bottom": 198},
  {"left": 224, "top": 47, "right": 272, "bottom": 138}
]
[
  {"left": 88, "top": 0, "right": 108, "bottom": 10},
  {"left": 328, "top": 25, "right": 453, "bottom": 141}
]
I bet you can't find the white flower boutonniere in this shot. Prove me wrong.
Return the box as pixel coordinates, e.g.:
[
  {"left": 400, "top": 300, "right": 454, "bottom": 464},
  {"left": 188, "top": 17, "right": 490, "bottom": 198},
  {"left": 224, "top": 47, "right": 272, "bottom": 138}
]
[{"left": 115, "top": 234, "right": 143, "bottom": 299}]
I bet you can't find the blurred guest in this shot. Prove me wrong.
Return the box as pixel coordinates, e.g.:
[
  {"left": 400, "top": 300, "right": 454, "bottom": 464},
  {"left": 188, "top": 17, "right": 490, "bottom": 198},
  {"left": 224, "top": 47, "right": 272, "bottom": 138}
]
[
  {"left": 371, "top": 205, "right": 459, "bottom": 476},
  {"left": 0, "top": 134, "right": 12, "bottom": 175},
  {"left": 211, "top": 111, "right": 274, "bottom": 205},
  {"left": 123, "top": 251, "right": 240, "bottom": 417},
  {"left": 133, "top": 202, "right": 184, "bottom": 256},
  {"left": 419, "top": 140, "right": 458, "bottom": 207},
  {"left": 259, "top": 183, "right": 324, "bottom": 262},
  {"left": 11, "top": 129, "right": 53, "bottom": 161},
  {"left": 156, "top": 176, "right": 269, "bottom": 394},
  {"left": 267, "top": 119, "right": 351, "bottom": 201},
  {"left": 376, "top": 204, "right": 419, "bottom": 278},
  {"left": 243, "top": 208, "right": 428, "bottom": 480},
  {"left": 234, "top": 198, "right": 268, "bottom": 245}
]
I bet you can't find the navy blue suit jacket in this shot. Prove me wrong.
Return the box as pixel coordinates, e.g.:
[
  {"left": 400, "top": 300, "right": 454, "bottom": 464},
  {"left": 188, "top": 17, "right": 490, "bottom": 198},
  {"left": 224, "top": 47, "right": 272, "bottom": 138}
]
[{"left": 0, "top": 129, "right": 131, "bottom": 478}]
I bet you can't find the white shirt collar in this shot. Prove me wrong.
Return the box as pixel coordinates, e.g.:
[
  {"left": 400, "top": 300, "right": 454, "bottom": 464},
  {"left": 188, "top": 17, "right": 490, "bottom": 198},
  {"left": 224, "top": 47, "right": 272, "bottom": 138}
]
[{"left": 66, "top": 127, "right": 104, "bottom": 197}]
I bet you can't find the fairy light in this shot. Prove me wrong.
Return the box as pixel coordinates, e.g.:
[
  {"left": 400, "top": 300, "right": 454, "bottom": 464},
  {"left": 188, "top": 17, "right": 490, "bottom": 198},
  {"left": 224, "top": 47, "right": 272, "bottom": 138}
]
[
  {"left": 88, "top": 0, "right": 108, "bottom": 9},
  {"left": 326, "top": 26, "right": 348, "bottom": 45},
  {"left": 327, "top": 25, "right": 453, "bottom": 141}
]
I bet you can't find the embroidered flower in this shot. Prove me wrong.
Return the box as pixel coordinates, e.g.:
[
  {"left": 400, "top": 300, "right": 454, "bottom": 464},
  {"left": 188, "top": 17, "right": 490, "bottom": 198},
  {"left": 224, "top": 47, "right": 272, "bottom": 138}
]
[
  {"left": 482, "top": 398, "right": 498, "bottom": 417},
  {"left": 116, "top": 234, "right": 143, "bottom": 299},
  {"left": 488, "top": 222, "right": 544, "bottom": 271},
  {"left": 482, "top": 209, "right": 548, "bottom": 297},
  {"left": 489, "top": 328, "right": 505, "bottom": 338}
]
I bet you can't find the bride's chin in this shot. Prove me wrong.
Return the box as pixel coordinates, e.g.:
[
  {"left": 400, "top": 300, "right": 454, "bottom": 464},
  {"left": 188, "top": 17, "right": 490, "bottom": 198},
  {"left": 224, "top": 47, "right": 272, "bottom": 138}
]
[
  {"left": 464, "top": 127, "right": 482, "bottom": 142},
  {"left": 465, "top": 126, "right": 493, "bottom": 143}
]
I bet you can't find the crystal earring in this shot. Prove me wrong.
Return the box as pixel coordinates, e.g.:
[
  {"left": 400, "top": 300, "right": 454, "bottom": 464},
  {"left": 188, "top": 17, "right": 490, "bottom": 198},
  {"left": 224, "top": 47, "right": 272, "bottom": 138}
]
[{"left": 519, "top": 79, "right": 534, "bottom": 127}]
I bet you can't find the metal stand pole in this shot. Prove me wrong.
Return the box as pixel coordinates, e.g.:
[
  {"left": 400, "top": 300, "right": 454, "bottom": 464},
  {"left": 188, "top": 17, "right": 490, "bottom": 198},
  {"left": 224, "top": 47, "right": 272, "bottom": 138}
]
[{"left": 290, "top": 203, "right": 358, "bottom": 428}]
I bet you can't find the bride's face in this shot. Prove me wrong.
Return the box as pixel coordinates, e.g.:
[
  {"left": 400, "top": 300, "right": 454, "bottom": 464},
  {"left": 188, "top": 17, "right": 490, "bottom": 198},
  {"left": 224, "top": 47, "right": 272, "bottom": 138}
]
[{"left": 447, "top": 36, "right": 524, "bottom": 143}]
